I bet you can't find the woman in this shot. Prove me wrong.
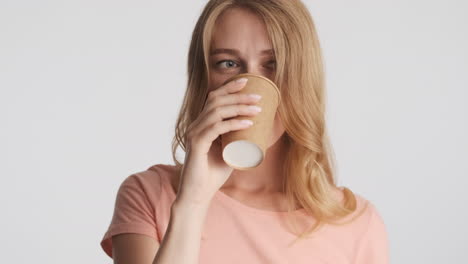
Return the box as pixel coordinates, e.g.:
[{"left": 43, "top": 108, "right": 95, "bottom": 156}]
[{"left": 100, "top": 0, "right": 390, "bottom": 263}]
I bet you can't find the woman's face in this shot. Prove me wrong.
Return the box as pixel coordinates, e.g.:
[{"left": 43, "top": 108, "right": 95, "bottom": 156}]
[{"left": 208, "top": 7, "right": 286, "bottom": 148}]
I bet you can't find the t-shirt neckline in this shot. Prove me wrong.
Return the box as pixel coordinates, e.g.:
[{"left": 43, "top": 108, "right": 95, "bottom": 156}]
[
  {"left": 214, "top": 189, "right": 306, "bottom": 215},
  {"left": 153, "top": 163, "right": 306, "bottom": 215}
]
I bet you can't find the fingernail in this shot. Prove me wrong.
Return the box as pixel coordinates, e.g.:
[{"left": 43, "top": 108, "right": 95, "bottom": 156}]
[
  {"left": 248, "top": 94, "right": 262, "bottom": 100},
  {"left": 248, "top": 105, "right": 262, "bottom": 112},
  {"left": 240, "top": 119, "right": 254, "bottom": 126},
  {"left": 236, "top": 78, "right": 248, "bottom": 83}
]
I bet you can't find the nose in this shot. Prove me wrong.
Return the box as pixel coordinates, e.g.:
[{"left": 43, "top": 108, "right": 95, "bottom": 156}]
[
  {"left": 242, "top": 64, "right": 261, "bottom": 76},
  {"left": 241, "top": 64, "right": 274, "bottom": 80}
]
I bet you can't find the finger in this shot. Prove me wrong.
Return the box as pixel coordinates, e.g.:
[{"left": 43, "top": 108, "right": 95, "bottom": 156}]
[
  {"left": 200, "top": 118, "right": 254, "bottom": 144},
  {"left": 197, "top": 104, "right": 261, "bottom": 132},
  {"left": 204, "top": 92, "right": 262, "bottom": 114},
  {"left": 207, "top": 78, "right": 249, "bottom": 101}
]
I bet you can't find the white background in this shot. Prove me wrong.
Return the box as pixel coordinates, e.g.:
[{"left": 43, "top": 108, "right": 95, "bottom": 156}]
[{"left": 1, "top": 0, "right": 467, "bottom": 263}]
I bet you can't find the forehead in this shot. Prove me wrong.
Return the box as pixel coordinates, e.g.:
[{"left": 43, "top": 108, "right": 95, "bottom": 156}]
[{"left": 211, "top": 7, "right": 273, "bottom": 53}]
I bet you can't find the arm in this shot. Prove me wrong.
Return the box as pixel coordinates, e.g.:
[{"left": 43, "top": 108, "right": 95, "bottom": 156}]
[
  {"left": 111, "top": 198, "right": 210, "bottom": 264},
  {"left": 112, "top": 233, "right": 160, "bottom": 264},
  {"left": 152, "top": 199, "right": 210, "bottom": 264}
]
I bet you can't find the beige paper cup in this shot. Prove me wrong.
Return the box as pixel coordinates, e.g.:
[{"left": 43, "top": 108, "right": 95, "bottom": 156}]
[{"left": 220, "top": 73, "right": 281, "bottom": 170}]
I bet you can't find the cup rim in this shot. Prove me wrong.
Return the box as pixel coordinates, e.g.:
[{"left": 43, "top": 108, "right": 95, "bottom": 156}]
[{"left": 223, "top": 73, "right": 281, "bottom": 105}]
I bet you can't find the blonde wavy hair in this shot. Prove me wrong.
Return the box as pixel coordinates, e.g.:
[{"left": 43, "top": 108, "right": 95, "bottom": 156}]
[{"left": 170, "top": 0, "right": 367, "bottom": 246}]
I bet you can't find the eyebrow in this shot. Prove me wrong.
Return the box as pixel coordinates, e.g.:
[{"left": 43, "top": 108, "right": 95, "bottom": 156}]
[{"left": 209, "top": 48, "right": 274, "bottom": 56}]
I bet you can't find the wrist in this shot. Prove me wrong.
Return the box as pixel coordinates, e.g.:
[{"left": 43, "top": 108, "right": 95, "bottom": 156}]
[{"left": 171, "top": 196, "right": 211, "bottom": 216}]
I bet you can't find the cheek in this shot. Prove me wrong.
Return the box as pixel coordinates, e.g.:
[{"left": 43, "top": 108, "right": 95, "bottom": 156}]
[
  {"left": 209, "top": 71, "right": 244, "bottom": 92},
  {"left": 207, "top": 82, "right": 219, "bottom": 94},
  {"left": 272, "top": 113, "right": 280, "bottom": 133},
  {"left": 208, "top": 75, "right": 226, "bottom": 92},
  {"left": 268, "top": 112, "right": 286, "bottom": 147},
  {"left": 274, "top": 112, "right": 285, "bottom": 132}
]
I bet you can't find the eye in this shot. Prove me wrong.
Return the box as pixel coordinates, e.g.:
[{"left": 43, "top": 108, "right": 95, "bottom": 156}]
[
  {"left": 216, "top": 60, "right": 239, "bottom": 69},
  {"left": 266, "top": 60, "right": 276, "bottom": 69}
]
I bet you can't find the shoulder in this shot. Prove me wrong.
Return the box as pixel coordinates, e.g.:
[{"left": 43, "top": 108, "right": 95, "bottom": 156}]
[
  {"left": 117, "top": 163, "right": 179, "bottom": 201},
  {"left": 147, "top": 163, "right": 180, "bottom": 177},
  {"left": 348, "top": 192, "right": 390, "bottom": 263},
  {"left": 146, "top": 163, "right": 180, "bottom": 194},
  {"left": 352, "top": 192, "right": 386, "bottom": 230},
  {"left": 333, "top": 186, "right": 383, "bottom": 221},
  {"left": 125, "top": 163, "right": 178, "bottom": 185},
  {"left": 100, "top": 163, "right": 178, "bottom": 257},
  {"left": 342, "top": 189, "right": 389, "bottom": 247},
  {"left": 331, "top": 187, "right": 388, "bottom": 236}
]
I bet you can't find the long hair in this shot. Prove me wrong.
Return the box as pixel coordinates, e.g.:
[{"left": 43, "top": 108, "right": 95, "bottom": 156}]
[{"left": 171, "top": 0, "right": 367, "bottom": 246}]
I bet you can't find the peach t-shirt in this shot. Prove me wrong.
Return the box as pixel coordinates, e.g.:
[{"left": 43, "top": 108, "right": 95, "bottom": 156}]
[{"left": 100, "top": 163, "right": 390, "bottom": 263}]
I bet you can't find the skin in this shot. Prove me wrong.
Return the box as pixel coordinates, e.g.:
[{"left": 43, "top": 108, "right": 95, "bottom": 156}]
[
  {"left": 112, "top": 7, "right": 296, "bottom": 264},
  {"left": 207, "top": 7, "right": 292, "bottom": 211},
  {"left": 113, "top": 6, "right": 349, "bottom": 264}
]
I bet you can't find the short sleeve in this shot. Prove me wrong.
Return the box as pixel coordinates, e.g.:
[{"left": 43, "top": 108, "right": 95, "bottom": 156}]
[
  {"left": 100, "top": 172, "right": 162, "bottom": 258},
  {"left": 353, "top": 202, "right": 390, "bottom": 264}
]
